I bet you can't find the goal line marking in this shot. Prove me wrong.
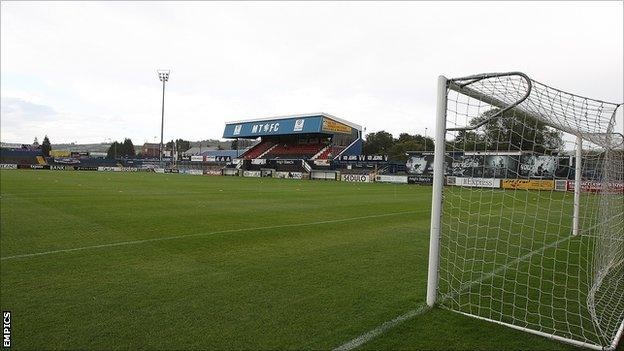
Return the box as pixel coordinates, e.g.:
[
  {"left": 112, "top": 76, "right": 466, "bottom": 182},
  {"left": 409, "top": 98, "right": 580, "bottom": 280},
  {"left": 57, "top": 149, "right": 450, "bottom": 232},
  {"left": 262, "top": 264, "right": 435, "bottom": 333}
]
[
  {"left": 1, "top": 210, "right": 423, "bottom": 261},
  {"left": 332, "top": 234, "right": 574, "bottom": 351}
]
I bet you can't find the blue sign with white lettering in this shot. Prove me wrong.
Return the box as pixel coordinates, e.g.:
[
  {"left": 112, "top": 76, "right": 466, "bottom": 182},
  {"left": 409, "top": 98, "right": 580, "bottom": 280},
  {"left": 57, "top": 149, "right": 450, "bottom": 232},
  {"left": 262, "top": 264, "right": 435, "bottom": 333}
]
[{"left": 223, "top": 116, "right": 324, "bottom": 138}]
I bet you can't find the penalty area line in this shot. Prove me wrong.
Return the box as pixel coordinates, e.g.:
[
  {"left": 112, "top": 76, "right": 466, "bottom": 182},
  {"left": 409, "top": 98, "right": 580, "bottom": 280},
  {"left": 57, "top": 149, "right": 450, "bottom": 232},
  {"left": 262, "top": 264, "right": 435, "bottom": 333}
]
[
  {"left": 332, "top": 304, "right": 429, "bottom": 351},
  {"left": 1, "top": 210, "right": 423, "bottom": 261}
]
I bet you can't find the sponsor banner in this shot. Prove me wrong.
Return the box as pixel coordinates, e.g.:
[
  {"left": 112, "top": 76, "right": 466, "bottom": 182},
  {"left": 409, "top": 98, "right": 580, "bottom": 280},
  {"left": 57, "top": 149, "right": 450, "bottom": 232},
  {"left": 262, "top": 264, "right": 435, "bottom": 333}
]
[
  {"left": 191, "top": 155, "right": 204, "bottom": 162},
  {"left": 75, "top": 166, "right": 98, "bottom": 171},
  {"left": 50, "top": 165, "right": 75, "bottom": 171},
  {"left": 232, "top": 158, "right": 242, "bottom": 165},
  {"left": 446, "top": 176, "right": 456, "bottom": 185},
  {"left": 484, "top": 155, "right": 519, "bottom": 179},
  {"left": 223, "top": 168, "right": 238, "bottom": 176},
  {"left": 0, "top": 164, "right": 18, "bottom": 169},
  {"left": 453, "top": 177, "right": 501, "bottom": 188},
  {"left": 555, "top": 180, "right": 568, "bottom": 192},
  {"left": 502, "top": 179, "right": 555, "bottom": 190},
  {"left": 406, "top": 153, "right": 434, "bottom": 175},
  {"left": 53, "top": 157, "right": 80, "bottom": 165},
  {"left": 340, "top": 155, "right": 388, "bottom": 162},
  {"left": 49, "top": 150, "right": 71, "bottom": 157},
  {"left": 408, "top": 175, "right": 433, "bottom": 184},
  {"left": 154, "top": 168, "right": 165, "bottom": 174},
  {"left": 311, "top": 170, "right": 338, "bottom": 180},
  {"left": 322, "top": 118, "right": 352, "bottom": 134},
  {"left": 223, "top": 116, "right": 324, "bottom": 138},
  {"left": 275, "top": 171, "right": 303, "bottom": 179},
  {"left": 186, "top": 169, "right": 203, "bottom": 176},
  {"left": 566, "top": 181, "right": 624, "bottom": 193},
  {"left": 164, "top": 168, "right": 180, "bottom": 173},
  {"left": 275, "top": 160, "right": 295, "bottom": 165},
  {"left": 29, "top": 164, "right": 49, "bottom": 170},
  {"left": 519, "top": 155, "right": 558, "bottom": 179},
  {"left": 243, "top": 170, "right": 261, "bottom": 177},
  {"left": 313, "top": 159, "right": 329, "bottom": 166},
  {"left": 203, "top": 169, "right": 223, "bottom": 176},
  {"left": 251, "top": 159, "right": 266, "bottom": 165},
  {"left": 341, "top": 174, "right": 371, "bottom": 182},
  {"left": 98, "top": 166, "right": 118, "bottom": 172},
  {"left": 376, "top": 175, "right": 408, "bottom": 184},
  {"left": 448, "top": 155, "right": 484, "bottom": 177}
]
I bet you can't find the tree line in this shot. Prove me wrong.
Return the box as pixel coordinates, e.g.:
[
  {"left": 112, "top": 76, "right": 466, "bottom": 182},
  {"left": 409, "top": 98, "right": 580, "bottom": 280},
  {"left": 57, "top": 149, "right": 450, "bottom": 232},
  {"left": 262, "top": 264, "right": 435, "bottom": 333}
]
[
  {"left": 363, "top": 108, "right": 563, "bottom": 161},
  {"left": 362, "top": 132, "right": 434, "bottom": 162}
]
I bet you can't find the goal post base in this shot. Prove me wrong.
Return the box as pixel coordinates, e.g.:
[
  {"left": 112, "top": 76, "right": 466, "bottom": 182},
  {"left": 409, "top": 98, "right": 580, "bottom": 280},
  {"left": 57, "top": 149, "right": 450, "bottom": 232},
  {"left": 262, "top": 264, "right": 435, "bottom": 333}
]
[{"left": 447, "top": 309, "right": 605, "bottom": 351}]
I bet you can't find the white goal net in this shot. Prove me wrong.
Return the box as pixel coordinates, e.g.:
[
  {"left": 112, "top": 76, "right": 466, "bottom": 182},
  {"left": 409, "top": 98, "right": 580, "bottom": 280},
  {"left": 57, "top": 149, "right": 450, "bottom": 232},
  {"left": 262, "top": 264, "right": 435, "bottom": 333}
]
[{"left": 427, "top": 72, "right": 623, "bottom": 350}]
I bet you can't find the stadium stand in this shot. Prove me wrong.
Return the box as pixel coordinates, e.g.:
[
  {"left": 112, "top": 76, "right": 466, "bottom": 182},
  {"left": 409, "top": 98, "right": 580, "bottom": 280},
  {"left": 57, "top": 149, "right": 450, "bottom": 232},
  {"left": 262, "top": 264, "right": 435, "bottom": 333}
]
[
  {"left": 0, "top": 149, "right": 42, "bottom": 165},
  {"left": 242, "top": 141, "right": 275, "bottom": 159},
  {"left": 263, "top": 143, "right": 325, "bottom": 159},
  {"left": 222, "top": 113, "right": 363, "bottom": 171},
  {"left": 314, "top": 146, "right": 345, "bottom": 160}
]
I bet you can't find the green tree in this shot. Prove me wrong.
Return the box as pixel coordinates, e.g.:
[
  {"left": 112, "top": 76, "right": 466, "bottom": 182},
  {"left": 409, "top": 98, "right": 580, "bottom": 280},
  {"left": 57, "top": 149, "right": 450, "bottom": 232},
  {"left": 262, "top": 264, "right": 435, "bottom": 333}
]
[
  {"left": 41, "top": 135, "right": 51, "bottom": 157},
  {"left": 466, "top": 109, "right": 564, "bottom": 153},
  {"left": 175, "top": 139, "right": 191, "bottom": 152},
  {"left": 106, "top": 138, "right": 135, "bottom": 159},
  {"left": 362, "top": 131, "right": 394, "bottom": 155},
  {"left": 106, "top": 141, "right": 121, "bottom": 159},
  {"left": 122, "top": 138, "right": 136, "bottom": 157}
]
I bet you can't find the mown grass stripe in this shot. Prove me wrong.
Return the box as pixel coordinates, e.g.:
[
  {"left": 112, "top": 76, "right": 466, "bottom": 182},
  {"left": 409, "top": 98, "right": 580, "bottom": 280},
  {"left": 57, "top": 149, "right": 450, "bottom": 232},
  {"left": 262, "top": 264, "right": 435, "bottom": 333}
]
[{"left": 1, "top": 210, "right": 423, "bottom": 261}]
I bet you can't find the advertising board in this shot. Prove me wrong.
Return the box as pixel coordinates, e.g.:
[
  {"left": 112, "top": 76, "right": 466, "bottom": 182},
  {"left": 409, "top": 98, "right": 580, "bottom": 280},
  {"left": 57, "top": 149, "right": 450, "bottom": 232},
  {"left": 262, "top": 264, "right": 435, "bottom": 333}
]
[
  {"left": 376, "top": 175, "right": 408, "bottom": 184},
  {"left": 203, "top": 169, "right": 223, "bottom": 176},
  {"left": 311, "top": 170, "right": 337, "bottom": 180},
  {"left": 0, "top": 164, "right": 18, "bottom": 169},
  {"left": 275, "top": 171, "right": 304, "bottom": 179},
  {"left": 50, "top": 165, "right": 75, "bottom": 171},
  {"left": 408, "top": 175, "right": 433, "bottom": 184},
  {"left": 450, "top": 177, "right": 501, "bottom": 188},
  {"left": 76, "top": 166, "right": 96, "bottom": 171},
  {"left": 566, "top": 181, "right": 624, "bottom": 193},
  {"left": 243, "top": 170, "right": 261, "bottom": 177},
  {"left": 340, "top": 155, "right": 388, "bottom": 162},
  {"left": 406, "top": 153, "right": 434, "bottom": 175},
  {"left": 98, "top": 166, "right": 119, "bottom": 172},
  {"left": 191, "top": 155, "right": 204, "bottom": 162},
  {"left": 185, "top": 169, "right": 203, "bottom": 175},
  {"left": 341, "top": 174, "right": 371, "bottom": 182},
  {"left": 322, "top": 118, "right": 352, "bottom": 134},
  {"left": 555, "top": 180, "right": 568, "bottom": 192},
  {"left": 502, "top": 179, "right": 555, "bottom": 190},
  {"left": 519, "top": 155, "right": 558, "bottom": 178}
]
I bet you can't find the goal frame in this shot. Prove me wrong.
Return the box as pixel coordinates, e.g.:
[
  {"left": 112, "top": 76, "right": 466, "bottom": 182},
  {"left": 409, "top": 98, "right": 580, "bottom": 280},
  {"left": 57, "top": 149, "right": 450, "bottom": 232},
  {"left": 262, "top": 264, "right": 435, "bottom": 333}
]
[{"left": 425, "top": 72, "right": 624, "bottom": 351}]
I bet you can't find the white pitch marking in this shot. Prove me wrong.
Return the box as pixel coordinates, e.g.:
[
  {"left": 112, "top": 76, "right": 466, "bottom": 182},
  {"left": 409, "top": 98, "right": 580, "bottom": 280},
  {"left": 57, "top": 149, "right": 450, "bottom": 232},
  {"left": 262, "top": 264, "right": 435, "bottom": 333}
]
[
  {"left": 1, "top": 210, "right": 423, "bottom": 261},
  {"left": 333, "top": 304, "right": 430, "bottom": 351},
  {"left": 333, "top": 234, "right": 575, "bottom": 350}
]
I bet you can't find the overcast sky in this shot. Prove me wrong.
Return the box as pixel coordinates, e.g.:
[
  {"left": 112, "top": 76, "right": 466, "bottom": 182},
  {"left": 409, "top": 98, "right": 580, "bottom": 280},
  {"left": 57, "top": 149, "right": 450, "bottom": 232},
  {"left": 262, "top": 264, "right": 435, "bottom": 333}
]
[{"left": 1, "top": 1, "right": 622, "bottom": 144}]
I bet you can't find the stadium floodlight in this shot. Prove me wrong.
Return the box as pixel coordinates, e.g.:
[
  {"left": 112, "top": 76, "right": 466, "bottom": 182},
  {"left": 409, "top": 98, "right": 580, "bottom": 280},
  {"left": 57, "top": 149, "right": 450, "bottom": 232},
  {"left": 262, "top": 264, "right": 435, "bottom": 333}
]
[
  {"left": 426, "top": 72, "right": 623, "bottom": 350},
  {"left": 157, "top": 69, "right": 170, "bottom": 165}
]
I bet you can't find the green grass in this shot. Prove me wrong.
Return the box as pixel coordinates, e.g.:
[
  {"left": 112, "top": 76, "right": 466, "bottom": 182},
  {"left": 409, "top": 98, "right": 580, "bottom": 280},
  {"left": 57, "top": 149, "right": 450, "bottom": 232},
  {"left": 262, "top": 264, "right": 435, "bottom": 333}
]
[{"left": 0, "top": 170, "right": 610, "bottom": 350}]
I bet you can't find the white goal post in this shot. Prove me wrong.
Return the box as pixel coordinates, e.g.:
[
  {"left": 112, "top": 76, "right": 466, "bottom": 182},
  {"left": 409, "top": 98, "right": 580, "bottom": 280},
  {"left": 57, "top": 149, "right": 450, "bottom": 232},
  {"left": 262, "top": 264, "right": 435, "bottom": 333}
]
[{"left": 427, "top": 72, "right": 623, "bottom": 350}]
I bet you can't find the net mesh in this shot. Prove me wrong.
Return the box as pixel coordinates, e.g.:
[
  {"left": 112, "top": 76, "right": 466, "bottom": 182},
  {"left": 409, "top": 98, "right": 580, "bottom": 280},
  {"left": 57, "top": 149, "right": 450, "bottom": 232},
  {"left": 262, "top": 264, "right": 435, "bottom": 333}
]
[{"left": 438, "top": 72, "right": 623, "bottom": 349}]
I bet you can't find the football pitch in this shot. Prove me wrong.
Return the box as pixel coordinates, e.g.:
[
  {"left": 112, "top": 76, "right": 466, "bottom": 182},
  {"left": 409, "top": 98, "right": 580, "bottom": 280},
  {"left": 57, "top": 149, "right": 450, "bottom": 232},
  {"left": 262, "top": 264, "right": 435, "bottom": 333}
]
[{"left": 0, "top": 170, "right": 590, "bottom": 350}]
